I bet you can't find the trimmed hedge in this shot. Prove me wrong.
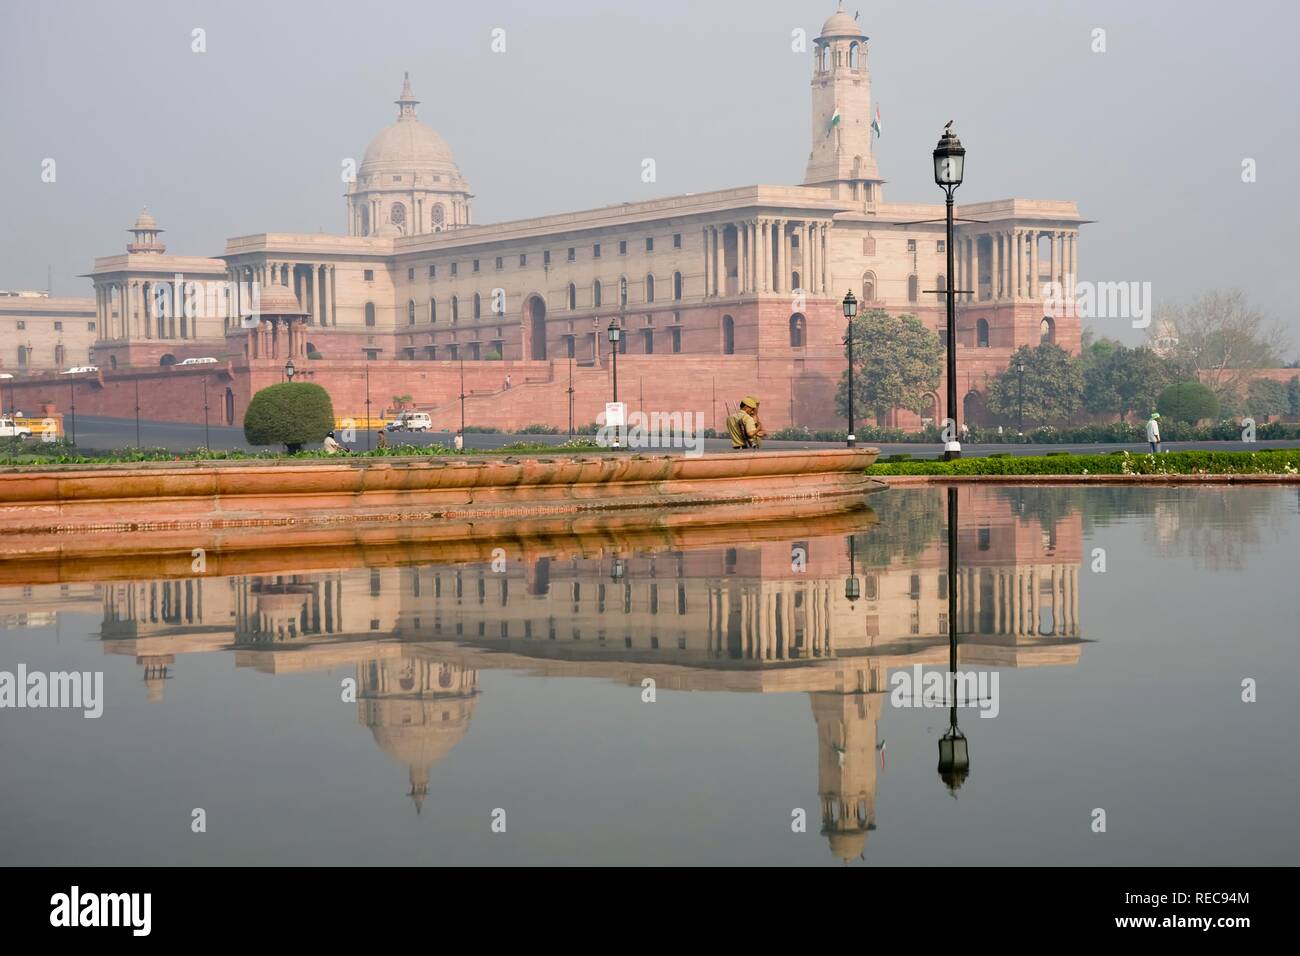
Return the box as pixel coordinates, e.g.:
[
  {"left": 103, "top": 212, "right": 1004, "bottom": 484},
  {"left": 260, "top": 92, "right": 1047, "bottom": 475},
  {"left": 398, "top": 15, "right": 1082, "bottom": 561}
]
[
  {"left": 243, "top": 383, "right": 335, "bottom": 452},
  {"left": 866, "top": 449, "right": 1300, "bottom": 477}
]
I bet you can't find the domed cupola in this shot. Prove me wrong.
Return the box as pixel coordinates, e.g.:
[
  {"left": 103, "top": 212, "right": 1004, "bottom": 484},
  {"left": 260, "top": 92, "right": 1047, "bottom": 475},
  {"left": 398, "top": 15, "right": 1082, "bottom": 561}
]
[{"left": 346, "top": 73, "right": 473, "bottom": 237}]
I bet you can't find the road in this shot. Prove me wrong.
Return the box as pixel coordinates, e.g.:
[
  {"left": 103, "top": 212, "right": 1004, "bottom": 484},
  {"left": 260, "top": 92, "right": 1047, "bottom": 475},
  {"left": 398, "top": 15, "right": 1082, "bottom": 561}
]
[{"left": 62, "top": 415, "right": 1300, "bottom": 459}]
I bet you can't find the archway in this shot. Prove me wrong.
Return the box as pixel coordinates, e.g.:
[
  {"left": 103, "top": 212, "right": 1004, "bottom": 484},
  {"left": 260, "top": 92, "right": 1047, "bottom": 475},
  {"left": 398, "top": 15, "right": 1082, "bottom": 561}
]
[
  {"left": 1040, "top": 316, "right": 1055, "bottom": 344},
  {"left": 159, "top": 353, "right": 176, "bottom": 366},
  {"left": 525, "top": 295, "right": 547, "bottom": 360},
  {"left": 976, "top": 318, "right": 989, "bottom": 348},
  {"left": 224, "top": 387, "right": 235, "bottom": 425},
  {"left": 789, "top": 313, "right": 806, "bottom": 348},
  {"left": 963, "top": 390, "right": 987, "bottom": 426}
]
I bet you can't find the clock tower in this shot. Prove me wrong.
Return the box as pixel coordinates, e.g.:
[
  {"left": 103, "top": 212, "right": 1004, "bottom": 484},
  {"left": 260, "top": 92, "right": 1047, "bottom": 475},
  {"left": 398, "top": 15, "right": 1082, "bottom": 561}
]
[{"left": 804, "top": 4, "right": 882, "bottom": 205}]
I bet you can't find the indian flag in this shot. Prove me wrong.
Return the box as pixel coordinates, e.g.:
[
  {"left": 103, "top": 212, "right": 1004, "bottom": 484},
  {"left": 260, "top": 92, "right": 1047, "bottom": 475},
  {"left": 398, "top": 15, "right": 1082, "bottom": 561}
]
[
  {"left": 871, "top": 106, "right": 882, "bottom": 138},
  {"left": 827, "top": 107, "right": 841, "bottom": 135}
]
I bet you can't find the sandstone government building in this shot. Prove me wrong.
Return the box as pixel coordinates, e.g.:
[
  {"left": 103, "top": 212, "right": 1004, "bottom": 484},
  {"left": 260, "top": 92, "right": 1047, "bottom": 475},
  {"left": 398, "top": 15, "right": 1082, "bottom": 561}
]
[{"left": 3, "top": 5, "right": 1084, "bottom": 432}]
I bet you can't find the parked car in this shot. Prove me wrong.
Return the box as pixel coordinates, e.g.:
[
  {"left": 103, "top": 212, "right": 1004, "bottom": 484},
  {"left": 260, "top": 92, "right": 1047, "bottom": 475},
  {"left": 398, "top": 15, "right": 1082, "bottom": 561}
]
[
  {"left": 0, "top": 417, "right": 32, "bottom": 439},
  {"left": 0, "top": 373, "right": 13, "bottom": 379},
  {"left": 61, "top": 366, "right": 98, "bottom": 374},
  {"left": 386, "top": 411, "right": 432, "bottom": 432},
  {"left": 177, "top": 356, "right": 219, "bottom": 366}
]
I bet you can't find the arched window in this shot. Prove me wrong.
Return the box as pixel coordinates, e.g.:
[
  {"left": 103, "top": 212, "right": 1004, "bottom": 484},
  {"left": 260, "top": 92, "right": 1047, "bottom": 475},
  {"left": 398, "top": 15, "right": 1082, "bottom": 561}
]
[
  {"left": 568, "top": 283, "right": 577, "bottom": 310},
  {"left": 849, "top": 42, "right": 860, "bottom": 69},
  {"left": 55, "top": 345, "right": 66, "bottom": 367},
  {"left": 645, "top": 274, "right": 655, "bottom": 303},
  {"left": 360, "top": 206, "right": 370, "bottom": 236},
  {"left": 473, "top": 293, "right": 481, "bottom": 319},
  {"left": 935, "top": 274, "right": 946, "bottom": 302},
  {"left": 429, "top": 298, "right": 436, "bottom": 323},
  {"left": 390, "top": 202, "right": 406, "bottom": 230},
  {"left": 862, "top": 271, "right": 876, "bottom": 303},
  {"left": 364, "top": 302, "right": 376, "bottom": 327},
  {"left": 976, "top": 318, "right": 990, "bottom": 348},
  {"left": 792, "top": 271, "right": 801, "bottom": 292},
  {"left": 722, "top": 315, "right": 735, "bottom": 354},
  {"left": 451, "top": 296, "right": 459, "bottom": 323},
  {"left": 109, "top": 355, "right": 118, "bottom": 369},
  {"left": 431, "top": 204, "right": 445, "bottom": 230},
  {"left": 907, "top": 275, "right": 919, "bottom": 303},
  {"left": 673, "top": 271, "right": 683, "bottom": 300},
  {"left": 407, "top": 300, "right": 416, "bottom": 325},
  {"left": 1040, "top": 316, "right": 1055, "bottom": 344},
  {"left": 593, "top": 280, "right": 602, "bottom": 307},
  {"left": 789, "top": 313, "right": 806, "bottom": 348},
  {"left": 619, "top": 277, "right": 628, "bottom": 306}
]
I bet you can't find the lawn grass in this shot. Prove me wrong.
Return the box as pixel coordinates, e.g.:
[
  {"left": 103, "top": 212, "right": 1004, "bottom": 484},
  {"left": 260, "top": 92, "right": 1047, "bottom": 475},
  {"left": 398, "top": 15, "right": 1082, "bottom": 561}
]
[{"left": 867, "top": 449, "right": 1300, "bottom": 476}]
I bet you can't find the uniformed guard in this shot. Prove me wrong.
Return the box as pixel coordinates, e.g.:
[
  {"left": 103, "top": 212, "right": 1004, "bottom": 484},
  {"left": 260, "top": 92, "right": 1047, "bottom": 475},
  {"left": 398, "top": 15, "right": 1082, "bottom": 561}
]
[{"left": 726, "top": 395, "right": 765, "bottom": 450}]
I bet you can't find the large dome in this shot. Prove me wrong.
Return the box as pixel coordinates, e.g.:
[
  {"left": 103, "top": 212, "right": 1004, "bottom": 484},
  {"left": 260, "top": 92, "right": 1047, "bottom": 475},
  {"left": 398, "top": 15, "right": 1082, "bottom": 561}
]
[{"left": 358, "top": 73, "right": 463, "bottom": 183}]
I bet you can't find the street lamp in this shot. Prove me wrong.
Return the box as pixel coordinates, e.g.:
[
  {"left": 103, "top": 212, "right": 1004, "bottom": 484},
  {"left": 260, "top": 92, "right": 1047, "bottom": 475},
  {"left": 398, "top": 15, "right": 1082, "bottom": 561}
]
[
  {"left": 567, "top": 354, "right": 575, "bottom": 438},
  {"left": 202, "top": 374, "right": 210, "bottom": 453},
  {"left": 607, "top": 319, "right": 622, "bottom": 450},
  {"left": 68, "top": 381, "right": 76, "bottom": 446},
  {"left": 1016, "top": 361, "right": 1025, "bottom": 436},
  {"left": 934, "top": 122, "right": 966, "bottom": 460},
  {"left": 937, "top": 485, "right": 971, "bottom": 793},
  {"left": 284, "top": 357, "right": 296, "bottom": 382},
  {"left": 844, "top": 535, "right": 860, "bottom": 602},
  {"left": 362, "top": 350, "right": 372, "bottom": 451},
  {"left": 842, "top": 291, "right": 858, "bottom": 449}
]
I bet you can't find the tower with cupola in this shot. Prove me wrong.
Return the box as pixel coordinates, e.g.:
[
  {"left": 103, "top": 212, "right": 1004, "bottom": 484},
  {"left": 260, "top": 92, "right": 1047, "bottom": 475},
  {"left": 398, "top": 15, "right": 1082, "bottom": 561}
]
[{"left": 804, "top": 4, "right": 881, "bottom": 205}]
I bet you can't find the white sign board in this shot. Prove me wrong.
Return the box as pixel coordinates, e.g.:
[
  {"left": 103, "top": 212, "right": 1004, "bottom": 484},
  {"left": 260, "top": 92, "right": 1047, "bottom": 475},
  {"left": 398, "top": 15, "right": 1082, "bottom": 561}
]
[{"left": 605, "top": 402, "right": 626, "bottom": 428}]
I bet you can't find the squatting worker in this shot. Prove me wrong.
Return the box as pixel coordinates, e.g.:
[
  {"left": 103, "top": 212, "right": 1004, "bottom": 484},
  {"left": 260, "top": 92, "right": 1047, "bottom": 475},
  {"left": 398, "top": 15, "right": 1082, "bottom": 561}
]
[
  {"left": 727, "top": 396, "right": 765, "bottom": 450},
  {"left": 323, "top": 431, "right": 341, "bottom": 454}
]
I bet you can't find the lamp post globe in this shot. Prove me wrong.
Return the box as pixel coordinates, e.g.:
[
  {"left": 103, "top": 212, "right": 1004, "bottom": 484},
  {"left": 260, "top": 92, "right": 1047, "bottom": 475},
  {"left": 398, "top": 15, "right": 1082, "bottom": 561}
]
[
  {"left": 284, "top": 358, "right": 296, "bottom": 382},
  {"left": 842, "top": 290, "right": 858, "bottom": 449},
  {"left": 933, "top": 125, "right": 966, "bottom": 187}
]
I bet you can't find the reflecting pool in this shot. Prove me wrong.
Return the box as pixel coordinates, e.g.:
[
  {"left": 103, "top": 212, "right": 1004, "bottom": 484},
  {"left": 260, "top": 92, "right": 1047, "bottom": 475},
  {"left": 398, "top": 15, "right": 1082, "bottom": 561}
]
[{"left": 1, "top": 485, "right": 1296, "bottom": 865}]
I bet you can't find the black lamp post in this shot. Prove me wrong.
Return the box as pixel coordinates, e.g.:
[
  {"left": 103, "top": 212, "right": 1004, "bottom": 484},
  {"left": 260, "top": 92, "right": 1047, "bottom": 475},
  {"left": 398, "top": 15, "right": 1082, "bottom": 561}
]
[
  {"left": 937, "top": 485, "right": 971, "bottom": 792},
  {"left": 934, "top": 123, "right": 966, "bottom": 460},
  {"left": 133, "top": 376, "right": 141, "bottom": 449},
  {"left": 202, "top": 374, "right": 210, "bottom": 453},
  {"left": 363, "top": 352, "right": 372, "bottom": 451},
  {"left": 607, "top": 319, "right": 622, "bottom": 450},
  {"left": 842, "top": 291, "right": 857, "bottom": 449},
  {"left": 458, "top": 352, "right": 466, "bottom": 439},
  {"left": 1016, "top": 361, "right": 1025, "bottom": 435},
  {"left": 567, "top": 354, "right": 575, "bottom": 438},
  {"left": 68, "top": 381, "right": 76, "bottom": 446},
  {"left": 284, "top": 357, "right": 296, "bottom": 383},
  {"left": 845, "top": 535, "right": 860, "bottom": 603}
]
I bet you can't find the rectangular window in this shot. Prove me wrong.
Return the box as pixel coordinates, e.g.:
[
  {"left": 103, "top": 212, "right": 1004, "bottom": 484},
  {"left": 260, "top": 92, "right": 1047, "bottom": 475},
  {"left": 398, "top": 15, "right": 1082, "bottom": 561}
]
[
  {"left": 907, "top": 239, "right": 917, "bottom": 252},
  {"left": 428, "top": 265, "right": 436, "bottom": 278},
  {"left": 451, "top": 262, "right": 458, "bottom": 276},
  {"left": 863, "top": 237, "right": 876, "bottom": 255},
  {"left": 937, "top": 240, "right": 946, "bottom": 252},
  {"left": 472, "top": 259, "right": 480, "bottom": 273},
  {"left": 643, "top": 329, "right": 653, "bottom": 354},
  {"left": 673, "top": 233, "right": 682, "bottom": 249},
  {"left": 88, "top": 321, "right": 96, "bottom": 331},
  {"left": 364, "top": 269, "right": 374, "bottom": 281},
  {"left": 54, "top": 321, "right": 62, "bottom": 331},
  {"left": 519, "top": 254, "right": 527, "bottom": 267},
  {"left": 567, "top": 247, "right": 576, "bottom": 262},
  {"left": 645, "top": 237, "right": 654, "bottom": 252},
  {"left": 593, "top": 243, "right": 601, "bottom": 258},
  {"left": 619, "top": 240, "right": 627, "bottom": 255},
  {"left": 495, "top": 256, "right": 503, "bottom": 270},
  {"left": 16, "top": 321, "right": 25, "bottom": 330},
  {"left": 543, "top": 250, "right": 551, "bottom": 266},
  {"left": 407, "top": 268, "right": 415, "bottom": 281},
  {"left": 670, "top": 326, "right": 681, "bottom": 353}
]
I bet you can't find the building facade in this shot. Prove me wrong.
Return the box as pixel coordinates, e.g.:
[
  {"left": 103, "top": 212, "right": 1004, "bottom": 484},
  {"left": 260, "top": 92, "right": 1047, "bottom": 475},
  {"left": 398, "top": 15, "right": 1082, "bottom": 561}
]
[{"left": 8, "top": 4, "right": 1085, "bottom": 432}]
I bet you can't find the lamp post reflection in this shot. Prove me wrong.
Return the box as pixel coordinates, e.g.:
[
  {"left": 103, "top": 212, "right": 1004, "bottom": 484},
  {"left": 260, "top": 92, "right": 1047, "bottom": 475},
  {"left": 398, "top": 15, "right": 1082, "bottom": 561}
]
[{"left": 937, "top": 485, "right": 971, "bottom": 793}]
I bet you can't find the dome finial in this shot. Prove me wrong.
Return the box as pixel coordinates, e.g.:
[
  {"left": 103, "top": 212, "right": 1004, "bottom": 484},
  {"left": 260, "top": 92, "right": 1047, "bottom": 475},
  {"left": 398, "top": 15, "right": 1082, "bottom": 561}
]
[{"left": 395, "top": 72, "right": 419, "bottom": 119}]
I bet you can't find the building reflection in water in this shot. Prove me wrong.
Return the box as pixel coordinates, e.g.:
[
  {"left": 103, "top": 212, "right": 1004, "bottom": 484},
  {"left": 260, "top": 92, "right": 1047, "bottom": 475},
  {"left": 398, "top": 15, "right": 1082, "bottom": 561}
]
[{"left": 5, "top": 486, "right": 1087, "bottom": 862}]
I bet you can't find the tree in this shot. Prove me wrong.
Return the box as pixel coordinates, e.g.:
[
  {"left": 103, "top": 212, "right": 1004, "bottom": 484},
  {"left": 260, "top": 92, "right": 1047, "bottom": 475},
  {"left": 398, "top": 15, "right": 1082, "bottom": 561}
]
[
  {"left": 1081, "top": 338, "right": 1174, "bottom": 419},
  {"left": 1288, "top": 376, "right": 1300, "bottom": 419},
  {"left": 243, "top": 382, "right": 335, "bottom": 453},
  {"left": 835, "top": 309, "right": 942, "bottom": 424},
  {"left": 1157, "top": 381, "right": 1219, "bottom": 424},
  {"left": 1149, "top": 289, "right": 1289, "bottom": 400},
  {"left": 986, "top": 343, "right": 1083, "bottom": 425},
  {"left": 1246, "top": 378, "right": 1287, "bottom": 419}
]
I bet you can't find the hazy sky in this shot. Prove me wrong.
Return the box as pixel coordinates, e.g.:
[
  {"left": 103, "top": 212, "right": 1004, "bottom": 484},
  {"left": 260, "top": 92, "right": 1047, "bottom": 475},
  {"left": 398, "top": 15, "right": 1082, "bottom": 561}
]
[{"left": 2, "top": 0, "right": 1295, "bottom": 352}]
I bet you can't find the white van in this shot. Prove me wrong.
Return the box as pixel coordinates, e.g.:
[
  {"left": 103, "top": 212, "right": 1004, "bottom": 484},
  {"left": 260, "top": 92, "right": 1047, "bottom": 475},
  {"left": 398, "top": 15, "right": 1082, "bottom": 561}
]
[
  {"left": 387, "top": 411, "right": 432, "bottom": 432},
  {"left": 178, "top": 356, "right": 219, "bottom": 365},
  {"left": 0, "top": 417, "right": 32, "bottom": 439},
  {"left": 61, "top": 366, "right": 99, "bottom": 374}
]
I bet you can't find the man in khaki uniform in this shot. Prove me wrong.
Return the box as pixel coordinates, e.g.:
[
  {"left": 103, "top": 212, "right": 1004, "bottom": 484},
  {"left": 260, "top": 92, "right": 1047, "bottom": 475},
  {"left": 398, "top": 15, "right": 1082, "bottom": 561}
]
[{"left": 726, "top": 396, "right": 765, "bottom": 450}]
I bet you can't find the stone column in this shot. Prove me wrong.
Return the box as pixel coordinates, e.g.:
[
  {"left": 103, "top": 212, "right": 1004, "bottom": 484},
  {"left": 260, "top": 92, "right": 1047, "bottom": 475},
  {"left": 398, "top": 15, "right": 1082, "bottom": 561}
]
[
  {"left": 1049, "top": 233, "right": 1059, "bottom": 289},
  {"left": 329, "top": 265, "right": 337, "bottom": 326},
  {"left": 715, "top": 227, "right": 724, "bottom": 297},
  {"left": 820, "top": 223, "right": 830, "bottom": 294},
  {"left": 992, "top": 234, "right": 1002, "bottom": 301},
  {"left": 774, "top": 220, "right": 784, "bottom": 294},
  {"left": 702, "top": 227, "right": 710, "bottom": 298},
  {"left": 1029, "top": 231, "right": 1039, "bottom": 300}
]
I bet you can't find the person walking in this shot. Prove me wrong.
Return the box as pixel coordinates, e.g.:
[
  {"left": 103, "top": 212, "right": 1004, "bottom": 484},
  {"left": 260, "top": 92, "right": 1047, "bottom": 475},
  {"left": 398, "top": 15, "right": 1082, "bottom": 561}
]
[
  {"left": 725, "top": 396, "right": 765, "bottom": 450},
  {"left": 1146, "top": 411, "right": 1162, "bottom": 454}
]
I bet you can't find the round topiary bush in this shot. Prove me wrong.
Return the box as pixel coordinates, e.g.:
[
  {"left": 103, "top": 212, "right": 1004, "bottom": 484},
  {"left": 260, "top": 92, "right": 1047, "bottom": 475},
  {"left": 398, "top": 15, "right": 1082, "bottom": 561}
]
[
  {"left": 1157, "top": 382, "right": 1219, "bottom": 424},
  {"left": 243, "top": 382, "right": 335, "bottom": 452}
]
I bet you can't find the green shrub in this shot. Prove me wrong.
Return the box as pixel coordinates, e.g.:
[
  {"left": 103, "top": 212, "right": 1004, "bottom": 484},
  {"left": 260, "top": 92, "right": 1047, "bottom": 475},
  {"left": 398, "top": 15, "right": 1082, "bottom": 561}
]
[
  {"left": 243, "top": 382, "right": 335, "bottom": 452},
  {"left": 1158, "top": 382, "right": 1219, "bottom": 424},
  {"left": 518, "top": 423, "right": 561, "bottom": 435},
  {"left": 866, "top": 449, "right": 1300, "bottom": 477}
]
